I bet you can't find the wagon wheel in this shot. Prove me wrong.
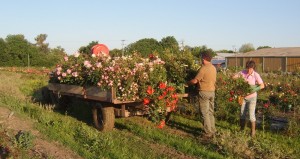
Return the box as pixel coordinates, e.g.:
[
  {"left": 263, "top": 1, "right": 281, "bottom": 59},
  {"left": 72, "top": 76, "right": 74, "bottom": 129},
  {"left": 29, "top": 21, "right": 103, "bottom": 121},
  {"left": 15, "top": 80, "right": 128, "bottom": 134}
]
[{"left": 92, "top": 103, "right": 115, "bottom": 131}]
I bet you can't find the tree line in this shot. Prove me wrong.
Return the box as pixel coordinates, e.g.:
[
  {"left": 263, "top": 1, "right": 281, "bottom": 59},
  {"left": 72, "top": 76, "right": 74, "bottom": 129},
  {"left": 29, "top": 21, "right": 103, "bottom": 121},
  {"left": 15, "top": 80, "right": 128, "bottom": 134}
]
[
  {"left": 0, "top": 34, "right": 270, "bottom": 68},
  {"left": 0, "top": 34, "right": 65, "bottom": 67}
]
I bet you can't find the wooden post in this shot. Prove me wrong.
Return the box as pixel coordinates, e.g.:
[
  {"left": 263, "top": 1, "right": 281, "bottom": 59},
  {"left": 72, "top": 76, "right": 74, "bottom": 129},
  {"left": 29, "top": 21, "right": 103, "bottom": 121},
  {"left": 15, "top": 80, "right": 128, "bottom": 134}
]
[{"left": 121, "top": 104, "right": 126, "bottom": 117}]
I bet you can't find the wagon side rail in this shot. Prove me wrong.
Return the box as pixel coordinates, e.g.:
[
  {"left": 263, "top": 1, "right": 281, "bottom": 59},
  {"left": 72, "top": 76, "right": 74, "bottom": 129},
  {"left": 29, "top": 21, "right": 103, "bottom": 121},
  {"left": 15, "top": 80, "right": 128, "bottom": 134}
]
[{"left": 48, "top": 83, "right": 137, "bottom": 104}]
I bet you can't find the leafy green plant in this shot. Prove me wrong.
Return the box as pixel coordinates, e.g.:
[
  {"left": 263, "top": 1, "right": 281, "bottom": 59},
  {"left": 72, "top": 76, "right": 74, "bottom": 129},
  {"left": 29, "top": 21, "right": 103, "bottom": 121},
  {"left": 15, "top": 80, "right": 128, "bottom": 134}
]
[{"left": 14, "top": 130, "right": 34, "bottom": 150}]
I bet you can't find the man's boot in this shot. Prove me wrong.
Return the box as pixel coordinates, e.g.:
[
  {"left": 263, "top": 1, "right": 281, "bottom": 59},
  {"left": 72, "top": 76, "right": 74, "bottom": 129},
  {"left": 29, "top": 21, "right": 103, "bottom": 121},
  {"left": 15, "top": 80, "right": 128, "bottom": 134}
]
[
  {"left": 240, "top": 119, "right": 246, "bottom": 131},
  {"left": 251, "top": 121, "right": 256, "bottom": 137}
]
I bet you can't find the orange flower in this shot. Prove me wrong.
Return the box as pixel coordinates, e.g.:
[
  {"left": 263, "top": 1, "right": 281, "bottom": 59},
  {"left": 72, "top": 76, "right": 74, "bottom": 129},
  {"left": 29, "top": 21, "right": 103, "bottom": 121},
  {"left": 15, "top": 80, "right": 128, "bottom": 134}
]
[
  {"left": 171, "top": 93, "right": 178, "bottom": 99},
  {"left": 143, "top": 98, "right": 150, "bottom": 105},
  {"left": 158, "top": 95, "right": 164, "bottom": 100},
  {"left": 159, "top": 82, "right": 167, "bottom": 89},
  {"left": 147, "top": 86, "right": 154, "bottom": 95},
  {"left": 166, "top": 86, "right": 175, "bottom": 92},
  {"left": 157, "top": 120, "right": 165, "bottom": 129}
]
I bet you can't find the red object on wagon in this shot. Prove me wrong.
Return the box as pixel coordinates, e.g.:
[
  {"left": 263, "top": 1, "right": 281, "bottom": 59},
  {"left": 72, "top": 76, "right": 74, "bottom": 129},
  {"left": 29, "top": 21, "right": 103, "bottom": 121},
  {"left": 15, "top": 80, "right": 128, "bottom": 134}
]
[{"left": 92, "top": 44, "right": 110, "bottom": 56}]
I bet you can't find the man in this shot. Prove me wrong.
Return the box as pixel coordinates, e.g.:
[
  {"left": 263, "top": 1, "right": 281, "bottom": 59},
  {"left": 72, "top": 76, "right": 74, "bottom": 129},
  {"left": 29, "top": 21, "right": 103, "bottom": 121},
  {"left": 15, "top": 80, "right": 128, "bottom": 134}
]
[{"left": 187, "top": 51, "right": 217, "bottom": 140}]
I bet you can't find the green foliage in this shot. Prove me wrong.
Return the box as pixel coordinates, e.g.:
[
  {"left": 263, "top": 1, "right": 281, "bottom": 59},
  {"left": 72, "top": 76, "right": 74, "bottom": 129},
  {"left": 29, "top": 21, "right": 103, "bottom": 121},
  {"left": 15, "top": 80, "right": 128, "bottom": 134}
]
[
  {"left": 187, "top": 45, "right": 216, "bottom": 59},
  {"left": 257, "top": 46, "right": 271, "bottom": 50},
  {"left": 14, "top": 131, "right": 34, "bottom": 150},
  {"left": 0, "top": 34, "right": 65, "bottom": 67},
  {"left": 126, "top": 38, "right": 162, "bottom": 57},
  {"left": 216, "top": 49, "right": 234, "bottom": 53},
  {"left": 214, "top": 71, "right": 252, "bottom": 122},
  {"left": 160, "top": 36, "right": 179, "bottom": 54},
  {"left": 78, "top": 41, "right": 99, "bottom": 55},
  {"left": 239, "top": 43, "right": 255, "bottom": 53},
  {"left": 35, "top": 34, "right": 50, "bottom": 53},
  {"left": 109, "top": 48, "right": 122, "bottom": 57},
  {"left": 160, "top": 51, "right": 198, "bottom": 93},
  {"left": 1, "top": 71, "right": 300, "bottom": 159}
]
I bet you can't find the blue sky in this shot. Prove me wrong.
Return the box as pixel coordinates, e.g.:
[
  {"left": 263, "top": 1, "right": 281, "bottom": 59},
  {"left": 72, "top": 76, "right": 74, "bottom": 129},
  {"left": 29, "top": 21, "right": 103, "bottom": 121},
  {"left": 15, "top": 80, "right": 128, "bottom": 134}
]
[{"left": 1, "top": 0, "right": 299, "bottom": 54}]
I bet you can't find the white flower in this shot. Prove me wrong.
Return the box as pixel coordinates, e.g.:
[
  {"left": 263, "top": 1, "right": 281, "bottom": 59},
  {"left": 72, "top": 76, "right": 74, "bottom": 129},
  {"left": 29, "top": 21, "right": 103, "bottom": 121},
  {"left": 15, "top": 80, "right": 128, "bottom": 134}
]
[{"left": 74, "top": 52, "right": 80, "bottom": 58}]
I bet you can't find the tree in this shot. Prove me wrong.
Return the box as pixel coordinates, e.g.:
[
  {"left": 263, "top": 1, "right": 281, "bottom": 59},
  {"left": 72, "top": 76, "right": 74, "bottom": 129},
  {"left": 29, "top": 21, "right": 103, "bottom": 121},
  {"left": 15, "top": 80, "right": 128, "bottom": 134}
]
[
  {"left": 239, "top": 43, "right": 255, "bottom": 53},
  {"left": 160, "top": 36, "right": 179, "bottom": 54},
  {"left": 110, "top": 48, "right": 122, "bottom": 57},
  {"left": 126, "top": 38, "right": 162, "bottom": 57},
  {"left": 5, "top": 34, "right": 34, "bottom": 66},
  {"left": 0, "top": 38, "right": 10, "bottom": 66},
  {"left": 257, "top": 46, "right": 271, "bottom": 50},
  {"left": 216, "top": 49, "right": 234, "bottom": 53},
  {"left": 79, "top": 41, "right": 99, "bottom": 55},
  {"left": 35, "top": 34, "right": 49, "bottom": 53}
]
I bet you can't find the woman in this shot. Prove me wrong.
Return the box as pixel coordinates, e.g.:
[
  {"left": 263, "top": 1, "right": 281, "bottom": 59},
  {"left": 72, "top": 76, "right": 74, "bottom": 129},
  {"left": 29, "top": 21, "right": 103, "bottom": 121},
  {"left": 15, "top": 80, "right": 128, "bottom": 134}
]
[{"left": 233, "top": 60, "right": 264, "bottom": 137}]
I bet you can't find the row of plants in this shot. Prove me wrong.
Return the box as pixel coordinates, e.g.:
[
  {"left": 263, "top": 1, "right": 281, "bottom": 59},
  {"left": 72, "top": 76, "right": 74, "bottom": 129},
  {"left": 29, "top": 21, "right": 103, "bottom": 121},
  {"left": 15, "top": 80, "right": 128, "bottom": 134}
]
[{"left": 212, "top": 69, "right": 300, "bottom": 136}]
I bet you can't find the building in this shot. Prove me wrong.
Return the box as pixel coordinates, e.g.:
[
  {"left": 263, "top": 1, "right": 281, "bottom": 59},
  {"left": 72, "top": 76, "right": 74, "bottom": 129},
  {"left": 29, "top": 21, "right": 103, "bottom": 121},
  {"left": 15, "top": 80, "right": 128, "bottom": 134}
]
[
  {"left": 212, "top": 53, "right": 234, "bottom": 68},
  {"left": 226, "top": 47, "right": 300, "bottom": 72}
]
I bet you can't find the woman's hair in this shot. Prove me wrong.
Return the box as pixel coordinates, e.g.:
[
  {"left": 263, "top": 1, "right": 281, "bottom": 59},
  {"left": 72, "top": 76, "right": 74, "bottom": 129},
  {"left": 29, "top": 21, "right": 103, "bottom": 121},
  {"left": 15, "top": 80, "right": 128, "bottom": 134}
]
[{"left": 246, "top": 60, "right": 256, "bottom": 69}]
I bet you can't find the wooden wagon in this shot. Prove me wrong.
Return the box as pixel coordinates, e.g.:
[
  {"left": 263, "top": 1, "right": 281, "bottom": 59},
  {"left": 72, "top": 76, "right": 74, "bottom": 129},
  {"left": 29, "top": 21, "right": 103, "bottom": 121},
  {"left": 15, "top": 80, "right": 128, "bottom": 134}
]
[{"left": 47, "top": 83, "right": 187, "bottom": 131}]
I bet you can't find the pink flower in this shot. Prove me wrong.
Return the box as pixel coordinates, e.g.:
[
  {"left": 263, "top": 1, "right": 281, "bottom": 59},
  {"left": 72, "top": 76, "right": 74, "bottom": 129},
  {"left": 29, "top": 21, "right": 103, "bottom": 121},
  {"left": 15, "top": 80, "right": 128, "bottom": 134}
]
[
  {"left": 67, "top": 69, "right": 72, "bottom": 74},
  {"left": 56, "top": 67, "right": 62, "bottom": 72},
  {"left": 72, "top": 72, "right": 78, "bottom": 77},
  {"left": 95, "top": 62, "right": 102, "bottom": 68},
  {"left": 84, "top": 60, "right": 92, "bottom": 68},
  {"left": 62, "top": 73, "right": 67, "bottom": 77},
  {"left": 64, "top": 56, "right": 68, "bottom": 61}
]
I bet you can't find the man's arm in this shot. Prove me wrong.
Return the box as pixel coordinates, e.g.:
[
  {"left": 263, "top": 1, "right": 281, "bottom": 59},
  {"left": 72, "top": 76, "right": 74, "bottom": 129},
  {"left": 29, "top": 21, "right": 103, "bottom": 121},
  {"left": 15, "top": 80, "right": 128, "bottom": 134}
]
[{"left": 187, "top": 78, "right": 198, "bottom": 86}]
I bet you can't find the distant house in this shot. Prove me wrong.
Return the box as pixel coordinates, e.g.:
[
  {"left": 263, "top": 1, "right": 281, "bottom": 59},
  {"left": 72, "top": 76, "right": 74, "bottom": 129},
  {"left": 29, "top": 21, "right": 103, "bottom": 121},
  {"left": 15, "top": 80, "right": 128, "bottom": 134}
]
[
  {"left": 212, "top": 53, "right": 234, "bottom": 68},
  {"left": 226, "top": 47, "right": 300, "bottom": 72}
]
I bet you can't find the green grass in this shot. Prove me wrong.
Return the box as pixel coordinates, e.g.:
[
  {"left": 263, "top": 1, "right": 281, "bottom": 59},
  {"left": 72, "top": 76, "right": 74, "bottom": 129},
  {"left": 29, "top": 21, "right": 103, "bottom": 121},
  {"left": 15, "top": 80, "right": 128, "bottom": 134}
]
[{"left": 0, "top": 70, "right": 299, "bottom": 159}]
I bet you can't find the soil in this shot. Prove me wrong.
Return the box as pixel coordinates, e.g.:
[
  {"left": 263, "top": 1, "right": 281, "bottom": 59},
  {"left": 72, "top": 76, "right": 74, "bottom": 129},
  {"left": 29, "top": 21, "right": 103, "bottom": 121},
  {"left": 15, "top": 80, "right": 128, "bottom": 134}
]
[{"left": 0, "top": 106, "right": 83, "bottom": 159}]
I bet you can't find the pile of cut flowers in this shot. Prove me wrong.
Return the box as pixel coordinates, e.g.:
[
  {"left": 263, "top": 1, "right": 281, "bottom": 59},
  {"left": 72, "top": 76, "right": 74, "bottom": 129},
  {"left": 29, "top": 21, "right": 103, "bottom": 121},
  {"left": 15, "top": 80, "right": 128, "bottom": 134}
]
[{"left": 49, "top": 52, "right": 179, "bottom": 124}]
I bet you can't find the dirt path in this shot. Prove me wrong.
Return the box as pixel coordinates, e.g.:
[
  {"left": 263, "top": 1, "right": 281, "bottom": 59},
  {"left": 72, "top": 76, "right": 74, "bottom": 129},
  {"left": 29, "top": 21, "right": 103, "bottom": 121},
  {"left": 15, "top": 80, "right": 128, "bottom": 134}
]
[{"left": 0, "top": 106, "right": 83, "bottom": 159}]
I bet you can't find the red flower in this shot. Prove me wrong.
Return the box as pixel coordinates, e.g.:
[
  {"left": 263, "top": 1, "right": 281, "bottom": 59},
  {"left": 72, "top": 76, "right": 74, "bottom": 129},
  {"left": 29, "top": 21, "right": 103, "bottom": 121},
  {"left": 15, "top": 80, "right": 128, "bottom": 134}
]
[
  {"left": 143, "top": 98, "right": 150, "bottom": 105},
  {"left": 157, "top": 120, "right": 165, "bottom": 129},
  {"left": 264, "top": 103, "right": 269, "bottom": 108},
  {"left": 159, "top": 82, "right": 167, "bottom": 89},
  {"left": 171, "top": 93, "right": 178, "bottom": 99},
  {"left": 149, "top": 54, "right": 154, "bottom": 59},
  {"left": 147, "top": 86, "right": 154, "bottom": 95},
  {"left": 166, "top": 86, "right": 175, "bottom": 92},
  {"left": 158, "top": 95, "right": 164, "bottom": 100},
  {"left": 230, "top": 90, "right": 234, "bottom": 96},
  {"left": 229, "top": 97, "right": 233, "bottom": 102}
]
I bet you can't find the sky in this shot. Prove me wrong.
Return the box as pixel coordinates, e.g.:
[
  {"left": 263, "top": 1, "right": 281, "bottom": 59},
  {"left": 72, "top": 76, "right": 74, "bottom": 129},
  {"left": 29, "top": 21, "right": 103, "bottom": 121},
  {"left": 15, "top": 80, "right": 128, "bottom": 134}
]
[{"left": 0, "top": 0, "right": 299, "bottom": 54}]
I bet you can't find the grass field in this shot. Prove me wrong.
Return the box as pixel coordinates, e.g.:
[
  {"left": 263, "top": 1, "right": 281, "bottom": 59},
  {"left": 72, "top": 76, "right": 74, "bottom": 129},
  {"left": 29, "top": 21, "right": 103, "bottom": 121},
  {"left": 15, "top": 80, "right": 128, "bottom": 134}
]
[{"left": 0, "top": 70, "right": 299, "bottom": 159}]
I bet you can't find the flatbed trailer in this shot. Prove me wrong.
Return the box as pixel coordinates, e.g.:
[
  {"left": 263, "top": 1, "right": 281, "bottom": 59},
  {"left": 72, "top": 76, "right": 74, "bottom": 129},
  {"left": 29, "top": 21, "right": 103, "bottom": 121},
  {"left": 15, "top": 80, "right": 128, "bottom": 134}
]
[{"left": 47, "top": 83, "right": 187, "bottom": 131}]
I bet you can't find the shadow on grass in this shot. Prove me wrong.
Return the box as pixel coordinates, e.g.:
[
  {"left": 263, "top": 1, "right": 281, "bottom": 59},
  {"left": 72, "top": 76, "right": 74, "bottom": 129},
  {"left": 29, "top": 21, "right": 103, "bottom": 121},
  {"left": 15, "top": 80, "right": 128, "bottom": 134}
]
[
  {"left": 31, "top": 86, "right": 94, "bottom": 126},
  {"left": 166, "top": 119, "right": 203, "bottom": 136}
]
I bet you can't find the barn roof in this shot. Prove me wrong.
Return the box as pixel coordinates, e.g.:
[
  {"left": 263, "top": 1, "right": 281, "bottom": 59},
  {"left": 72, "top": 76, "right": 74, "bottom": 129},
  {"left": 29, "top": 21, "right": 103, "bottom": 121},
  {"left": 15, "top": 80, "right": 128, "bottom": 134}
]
[{"left": 227, "top": 47, "right": 300, "bottom": 57}]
